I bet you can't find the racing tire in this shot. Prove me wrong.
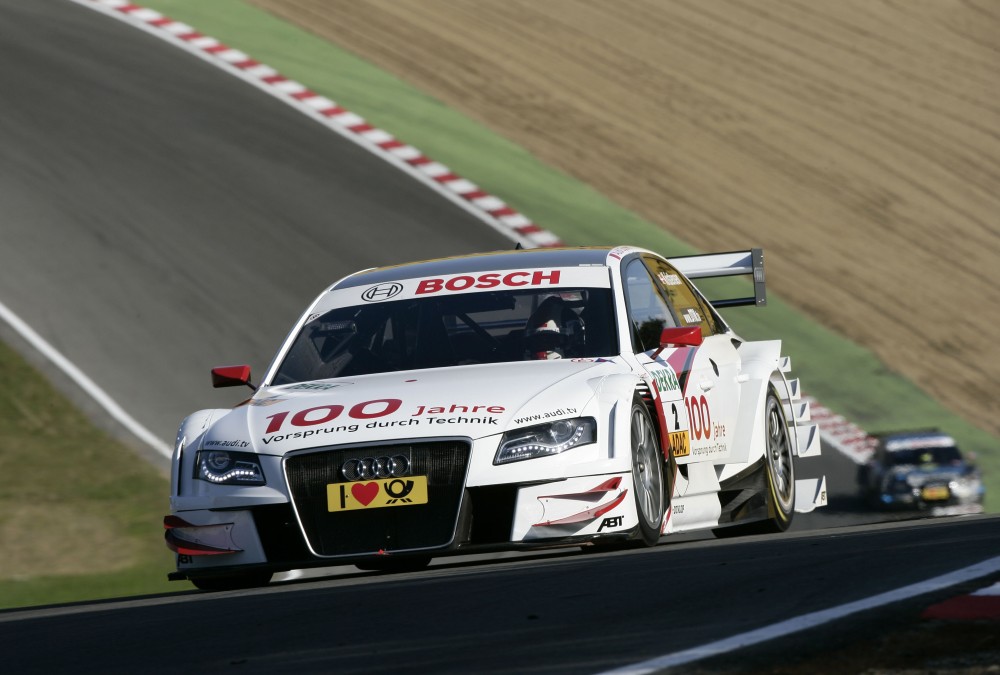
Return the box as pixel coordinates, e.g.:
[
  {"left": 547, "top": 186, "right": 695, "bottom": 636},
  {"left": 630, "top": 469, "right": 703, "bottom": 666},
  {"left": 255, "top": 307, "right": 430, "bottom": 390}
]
[
  {"left": 760, "top": 384, "right": 796, "bottom": 531},
  {"left": 190, "top": 572, "right": 273, "bottom": 591},
  {"left": 630, "top": 397, "right": 665, "bottom": 546},
  {"left": 715, "top": 384, "right": 795, "bottom": 537}
]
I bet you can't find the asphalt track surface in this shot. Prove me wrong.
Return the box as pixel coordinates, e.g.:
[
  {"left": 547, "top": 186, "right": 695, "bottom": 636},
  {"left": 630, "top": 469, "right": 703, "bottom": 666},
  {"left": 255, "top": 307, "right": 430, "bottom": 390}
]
[
  {"left": 0, "top": 0, "right": 514, "bottom": 465},
  {"left": 3, "top": 516, "right": 999, "bottom": 674},
  {"left": 2, "top": 1, "right": 998, "bottom": 672}
]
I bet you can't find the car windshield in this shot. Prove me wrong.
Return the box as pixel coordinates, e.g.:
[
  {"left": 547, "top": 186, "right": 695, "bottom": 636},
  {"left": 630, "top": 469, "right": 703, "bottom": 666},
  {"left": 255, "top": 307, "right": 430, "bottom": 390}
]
[
  {"left": 272, "top": 287, "right": 617, "bottom": 384},
  {"left": 887, "top": 446, "right": 963, "bottom": 466}
]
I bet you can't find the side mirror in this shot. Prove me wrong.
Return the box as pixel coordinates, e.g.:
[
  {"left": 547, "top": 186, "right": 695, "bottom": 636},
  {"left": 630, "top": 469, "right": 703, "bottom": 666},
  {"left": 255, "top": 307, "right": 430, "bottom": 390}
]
[
  {"left": 211, "top": 365, "right": 256, "bottom": 391},
  {"left": 651, "top": 326, "right": 703, "bottom": 359}
]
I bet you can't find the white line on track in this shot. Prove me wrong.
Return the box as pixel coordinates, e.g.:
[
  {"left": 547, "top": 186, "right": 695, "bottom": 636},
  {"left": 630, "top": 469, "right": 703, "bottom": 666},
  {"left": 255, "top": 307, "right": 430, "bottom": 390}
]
[
  {"left": 596, "top": 554, "right": 1000, "bottom": 674},
  {"left": 0, "top": 299, "right": 172, "bottom": 459}
]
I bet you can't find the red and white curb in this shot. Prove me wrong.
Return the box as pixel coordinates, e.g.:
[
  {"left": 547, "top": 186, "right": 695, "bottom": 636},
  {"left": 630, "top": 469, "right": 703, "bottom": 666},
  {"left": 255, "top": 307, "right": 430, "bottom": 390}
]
[
  {"left": 67, "top": 0, "right": 562, "bottom": 250},
  {"left": 921, "top": 581, "right": 1000, "bottom": 621},
  {"left": 64, "top": 0, "right": 877, "bottom": 459},
  {"left": 806, "top": 396, "right": 878, "bottom": 464}
]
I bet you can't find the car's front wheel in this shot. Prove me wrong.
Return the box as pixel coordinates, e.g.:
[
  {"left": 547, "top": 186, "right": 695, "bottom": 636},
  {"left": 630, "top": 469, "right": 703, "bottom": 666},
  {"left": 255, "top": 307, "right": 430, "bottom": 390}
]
[{"left": 631, "top": 397, "right": 665, "bottom": 546}]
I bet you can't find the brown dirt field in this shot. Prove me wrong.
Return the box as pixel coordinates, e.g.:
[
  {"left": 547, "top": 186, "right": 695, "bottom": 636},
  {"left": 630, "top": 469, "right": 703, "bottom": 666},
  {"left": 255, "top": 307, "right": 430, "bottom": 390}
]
[{"left": 250, "top": 0, "right": 1000, "bottom": 438}]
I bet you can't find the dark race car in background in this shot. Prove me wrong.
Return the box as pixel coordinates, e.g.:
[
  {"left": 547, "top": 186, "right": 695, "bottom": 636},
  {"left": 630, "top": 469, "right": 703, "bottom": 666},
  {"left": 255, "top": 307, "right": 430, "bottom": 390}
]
[{"left": 857, "top": 429, "right": 985, "bottom": 515}]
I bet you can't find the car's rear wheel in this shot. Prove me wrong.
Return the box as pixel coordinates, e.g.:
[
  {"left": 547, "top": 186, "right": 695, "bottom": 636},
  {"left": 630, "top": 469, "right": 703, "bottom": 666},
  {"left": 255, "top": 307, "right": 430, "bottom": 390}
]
[
  {"left": 715, "top": 385, "right": 795, "bottom": 537},
  {"left": 631, "top": 397, "right": 665, "bottom": 546},
  {"left": 761, "top": 384, "right": 796, "bottom": 530},
  {"left": 191, "top": 571, "right": 273, "bottom": 591}
]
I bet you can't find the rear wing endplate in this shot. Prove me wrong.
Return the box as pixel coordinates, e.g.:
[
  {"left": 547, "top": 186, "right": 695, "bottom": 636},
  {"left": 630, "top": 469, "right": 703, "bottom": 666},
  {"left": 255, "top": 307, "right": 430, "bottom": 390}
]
[{"left": 667, "top": 248, "right": 766, "bottom": 308}]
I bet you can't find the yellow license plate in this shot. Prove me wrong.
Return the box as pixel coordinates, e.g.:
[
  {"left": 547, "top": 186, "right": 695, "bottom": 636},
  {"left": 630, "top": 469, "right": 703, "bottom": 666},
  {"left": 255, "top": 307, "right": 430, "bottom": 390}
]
[
  {"left": 921, "top": 485, "right": 949, "bottom": 501},
  {"left": 327, "top": 476, "right": 429, "bottom": 512},
  {"left": 669, "top": 430, "right": 691, "bottom": 458}
]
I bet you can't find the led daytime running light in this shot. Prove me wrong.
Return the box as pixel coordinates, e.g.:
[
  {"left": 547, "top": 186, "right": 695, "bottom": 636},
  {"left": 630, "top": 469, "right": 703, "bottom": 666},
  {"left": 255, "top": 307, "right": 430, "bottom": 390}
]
[
  {"left": 495, "top": 417, "right": 596, "bottom": 465},
  {"left": 195, "top": 450, "right": 265, "bottom": 485}
]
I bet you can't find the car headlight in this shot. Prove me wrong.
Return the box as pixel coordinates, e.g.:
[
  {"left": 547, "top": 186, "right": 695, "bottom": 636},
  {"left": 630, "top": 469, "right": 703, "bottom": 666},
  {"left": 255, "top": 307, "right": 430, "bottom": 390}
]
[
  {"left": 194, "top": 450, "right": 266, "bottom": 485},
  {"left": 494, "top": 417, "right": 596, "bottom": 465}
]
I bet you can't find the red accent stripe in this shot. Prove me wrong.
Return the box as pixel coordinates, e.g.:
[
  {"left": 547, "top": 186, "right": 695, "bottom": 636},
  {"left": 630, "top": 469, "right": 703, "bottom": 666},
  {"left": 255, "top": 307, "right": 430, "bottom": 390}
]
[
  {"left": 590, "top": 477, "right": 623, "bottom": 492},
  {"left": 648, "top": 379, "right": 673, "bottom": 461},
  {"left": 433, "top": 173, "right": 461, "bottom": 183},
  {"left": 320, "top": 106, "right": 347, "bottom": 117},
  {"left": 592, "top": 490, "right": 628, "bottom": 518},
  {"left": 489, "top": 206, "right": 517, "bottom": 218},
  {"left": 203, "top": 44, "right": 229, "bottom": 54},
  {"left": 539, "top": 477, "right": 622, "bottom": 500},
  {"left": 378, "top": 139, "right": 406, "bottom": 150},
  {"left": 921, "top": 595, "right": 1000, "bottom": 621},
  {"left": 164, "top": 531, "right": 239, "bottom": 556},
  {"left": 233, "top": 59, "right": 260, "bottom": 70},
  {"left": 261, "top": 74, "right": 286, "bottom": 84},
  {"left": 163, "top": 515, "right": 193, "bottom": 529},
  {"left": 663, "top": 346, "right": 698, "bottom": 395},
  {"left": 291, "top": 90, "right": 317, "bottom": 100},
  {"left": 349, "top": 123, "right": 374, "bottom": 134},
  {"left": 534, "top": 490, "right": 628, "bottom": 526}
]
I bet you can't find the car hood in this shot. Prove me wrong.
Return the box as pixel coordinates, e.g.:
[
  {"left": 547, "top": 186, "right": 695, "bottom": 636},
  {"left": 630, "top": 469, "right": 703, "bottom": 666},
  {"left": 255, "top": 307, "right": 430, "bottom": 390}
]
[{"left": 200, "top": 359, "right": 621, "bottom": 455}]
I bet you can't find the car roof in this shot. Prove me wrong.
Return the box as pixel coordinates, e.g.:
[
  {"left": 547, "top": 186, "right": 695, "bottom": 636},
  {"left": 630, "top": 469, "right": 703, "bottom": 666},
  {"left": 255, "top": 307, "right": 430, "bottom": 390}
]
[
  {"left": 874, "top": 429, "right": 957, "bottom": 452},
  {"left": 332, "top": 247, "right": 626, "bottom": 290}
]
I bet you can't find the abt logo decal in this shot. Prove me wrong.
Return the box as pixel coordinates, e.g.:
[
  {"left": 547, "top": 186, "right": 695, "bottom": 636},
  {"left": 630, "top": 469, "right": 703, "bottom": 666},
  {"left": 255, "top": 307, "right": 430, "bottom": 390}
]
[{"left": 598, "top": 515, "right": 623, "bottom": 531}]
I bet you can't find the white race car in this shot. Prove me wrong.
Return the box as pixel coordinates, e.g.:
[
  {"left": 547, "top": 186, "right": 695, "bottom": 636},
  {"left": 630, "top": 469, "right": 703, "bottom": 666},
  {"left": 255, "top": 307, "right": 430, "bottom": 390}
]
[{"left": 165, "top": 246, "right": 826, "bottom": 589}]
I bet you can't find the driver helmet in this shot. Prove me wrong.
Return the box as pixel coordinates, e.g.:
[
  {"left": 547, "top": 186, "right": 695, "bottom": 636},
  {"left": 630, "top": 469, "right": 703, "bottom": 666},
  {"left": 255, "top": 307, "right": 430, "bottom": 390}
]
[{"left": 525, "top": 296, "right": 583, "bottom": 360}]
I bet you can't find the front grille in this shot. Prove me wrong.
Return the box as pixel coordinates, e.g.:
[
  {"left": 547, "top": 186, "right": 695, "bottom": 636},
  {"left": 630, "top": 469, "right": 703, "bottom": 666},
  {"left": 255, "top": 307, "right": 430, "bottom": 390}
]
[{"left": 284, "top": 440, "right": 470, "bottom": 557}]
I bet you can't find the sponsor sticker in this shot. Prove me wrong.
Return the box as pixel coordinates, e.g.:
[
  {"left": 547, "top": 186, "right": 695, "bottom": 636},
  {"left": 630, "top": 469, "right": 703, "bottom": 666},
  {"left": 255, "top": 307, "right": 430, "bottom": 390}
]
[
  {"left": 361, "top": 282, "right": 403, "bottom": 302},
  {"left": 682, "top": 308, "right": 702, "bottom": 324},
  {"left": 204, "top": 439, "right": 250, "bottom": 449},
  {"left": 283, "top": 382, "right": 346, "bottom": 391},
  {"left": 649, "top": 365, "right": 681, "bottom": 394},
  {"left": 669, "top": 430, "right": 691, "bottom": 458},
  {"left": 607, "top": 246, "right": 634, "bottom": 261},
  {"left": 327, "top": 476, "right": 429, "bottom": 511},
  {"left": 415, "top": 270, "right": 560, "bottom": 295},
  {"left": 921, "top": 485, "right": 950, "bottom": 501}
]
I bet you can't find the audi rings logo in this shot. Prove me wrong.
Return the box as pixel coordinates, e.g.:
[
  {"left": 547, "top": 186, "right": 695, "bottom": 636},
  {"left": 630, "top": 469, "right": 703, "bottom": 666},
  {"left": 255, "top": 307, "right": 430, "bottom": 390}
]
[
  {"left": 341, "top": 455, "right": 411, "bottom": 481},
  {"left": 361, "top": 283, "right": 403, "bottom": 302}
]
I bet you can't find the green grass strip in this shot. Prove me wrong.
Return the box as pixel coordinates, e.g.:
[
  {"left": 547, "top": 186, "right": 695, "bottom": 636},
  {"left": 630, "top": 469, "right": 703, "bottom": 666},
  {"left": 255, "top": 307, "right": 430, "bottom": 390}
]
[{"left": 0, "top": 340, "right": 176, "bottom": 609}]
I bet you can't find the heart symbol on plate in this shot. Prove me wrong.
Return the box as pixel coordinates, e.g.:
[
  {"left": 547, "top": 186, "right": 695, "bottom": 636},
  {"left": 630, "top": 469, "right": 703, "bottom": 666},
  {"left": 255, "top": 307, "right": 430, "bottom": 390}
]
[{"left": 351, "top": 482, "right": 380, "bottom": 506}]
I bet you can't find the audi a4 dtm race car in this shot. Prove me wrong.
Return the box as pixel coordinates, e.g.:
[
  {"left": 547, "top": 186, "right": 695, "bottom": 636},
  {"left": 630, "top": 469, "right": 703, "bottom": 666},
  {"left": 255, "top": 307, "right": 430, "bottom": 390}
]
[{"left": 166, "top": 246, "right": 827, "bottom": 590}]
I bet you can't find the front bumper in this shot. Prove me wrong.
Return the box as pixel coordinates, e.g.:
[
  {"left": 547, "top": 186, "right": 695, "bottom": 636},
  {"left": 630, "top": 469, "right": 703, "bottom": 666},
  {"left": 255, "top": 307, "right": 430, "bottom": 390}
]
[{"left": 167, "top": 471, "right": 641, "bottom": 582}]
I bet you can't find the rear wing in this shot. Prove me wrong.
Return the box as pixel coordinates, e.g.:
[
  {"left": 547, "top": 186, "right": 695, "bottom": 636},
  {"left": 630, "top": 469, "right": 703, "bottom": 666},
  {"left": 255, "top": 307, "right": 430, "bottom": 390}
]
[{"left": 667, "top": 248, "right": 766, "bottom": 308}]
